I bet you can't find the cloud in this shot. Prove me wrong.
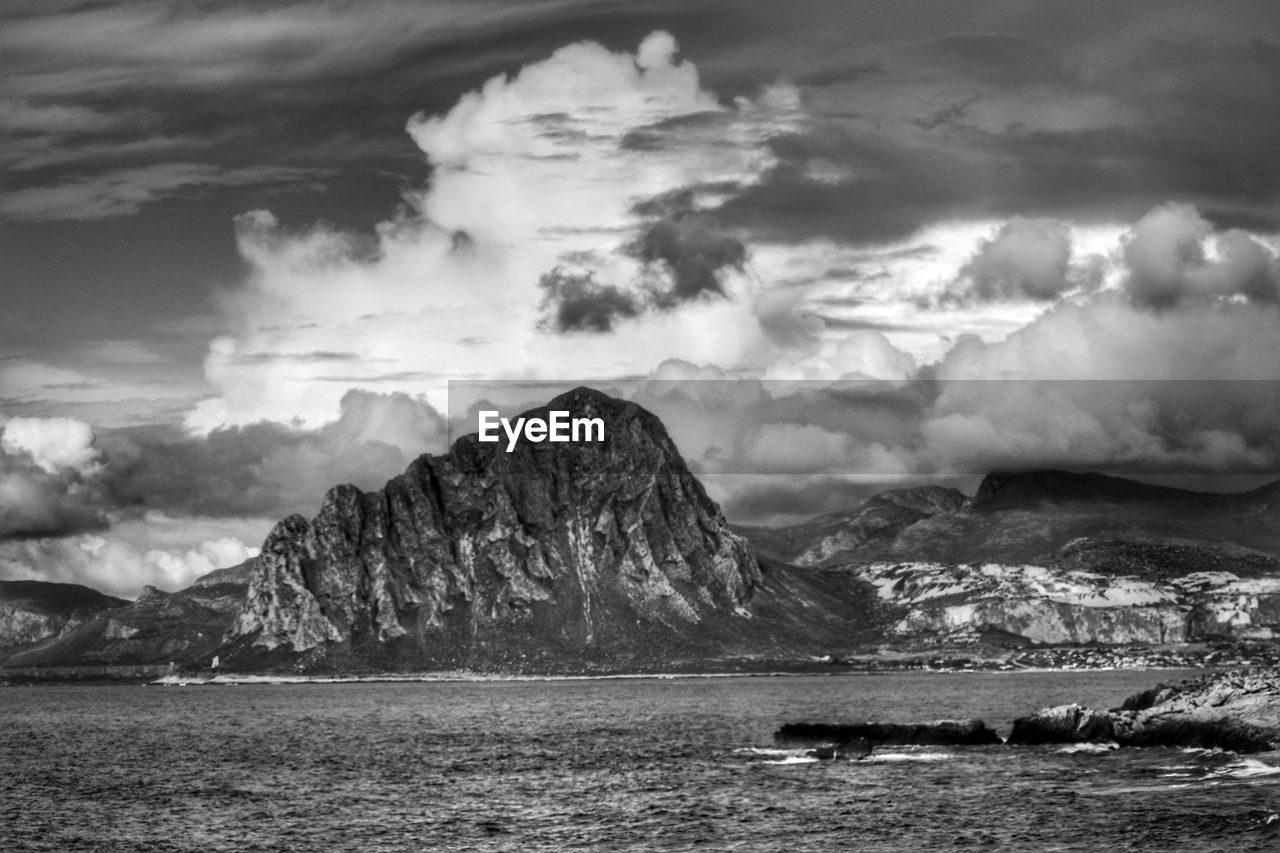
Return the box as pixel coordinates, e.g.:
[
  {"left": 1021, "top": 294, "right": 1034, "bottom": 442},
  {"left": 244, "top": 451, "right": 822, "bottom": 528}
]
[
  {"left": 953, "top": 217, "right": 1075, "bottom": 302},
  {"left": 0, "top": 163, "right": 328, "bottom": 221},
  {"left": 1, "top": 416, "right": 100, "bottom": 476},
  {"left": 0, "top": 391, "right": 442, "bottom": 592},
  {"left": 0, "top": 415, "right": 106, "bottom": 538},
  {"left": 537, "top": 268, "right": 639, "bottom": 333},
  {"left": 107, "top": 390, "right": 447, "bottom": 520},
  {"left": 0, "top": 514, "right": 265, "bottom": 597},
  {"left": 629, "top": 211, "right": 746, "bottom": 306},
  {"left": 191, "top": 32, "right": 800, "bottom": 429},
  {"left": 1122, "top": 203, "right": 1280, "bottom": 308}
]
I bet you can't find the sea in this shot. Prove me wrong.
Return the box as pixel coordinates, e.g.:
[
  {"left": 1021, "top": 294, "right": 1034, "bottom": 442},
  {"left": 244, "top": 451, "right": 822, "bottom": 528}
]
[{"left": 3, "top": 669, "right": 1279, "bottom": 852}]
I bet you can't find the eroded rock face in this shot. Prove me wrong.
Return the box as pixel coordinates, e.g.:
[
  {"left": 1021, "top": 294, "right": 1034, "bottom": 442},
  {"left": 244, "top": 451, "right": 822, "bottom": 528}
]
[
  {"left": 231, "top": 388, "right": 762, "bottom": 668},
  {"left": 1007, "top": 704, "right": 1115, "bottom": 745},
  {"left": 0, "top": 581, "right": 128, "bottom": 651},
  {"left": 775, "top": 719, "right": 1002, "bottom": 747},
  {"left": 853, "top": 562, "right": 1280, "bottom": 646},
  {"left": 1013, "top": 669, "right": 1280, "bottom": 753}
]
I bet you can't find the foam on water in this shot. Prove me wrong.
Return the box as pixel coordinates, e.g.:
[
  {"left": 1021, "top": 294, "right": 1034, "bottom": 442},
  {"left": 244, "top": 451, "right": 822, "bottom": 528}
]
[
  {"left": 1213, "top": 758, "right": 1280, "bottom": 780},
  {"left": 1057, "top": 742, "right": 1119, "bottom": 754},
  {"left": 863, "top": 751, "right": 952, "bottom": 763}
]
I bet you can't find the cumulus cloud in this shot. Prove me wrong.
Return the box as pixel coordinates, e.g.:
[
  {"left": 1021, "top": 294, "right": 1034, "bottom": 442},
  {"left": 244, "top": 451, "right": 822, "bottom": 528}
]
[
  {"left": 1122, "top": 203, "right": 1280, "bottom": 308},
  {"left": 108, "top": 389, "right": 446, "bottom": 520},
  {"left": 0, "top": 392, "right": 441, "bottom": 593},
  {"left": 1, "top": 416, "right": 100, "bottom": 476},
  {"left": 537, "top": 268, "right": 639, "bottom": 333},
  {"left": 953, "top": 217, "right": 1075, "bottom": 302},
  {"left": 190, "top": 32, "right": 801, "bottom": 430},
  {"left": 628, "top": 212, "right": 747, "bottom": 307},
  {"left": 0, "top": 416, "right": 106, "bottom": 538},
  {"left": 0, "top": 514, "right": 265, "bottom": 597}
]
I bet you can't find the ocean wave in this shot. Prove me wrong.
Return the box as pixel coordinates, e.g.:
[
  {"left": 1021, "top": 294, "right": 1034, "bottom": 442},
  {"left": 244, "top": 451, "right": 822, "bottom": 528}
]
[
  {"left": 762, "top": 756, "right": 820, "bottom": 765},
  {"left": 735, "top": 747, "right": 806, "bottom": 758},
  {"left": 862, "top": 752, "right": 952, "bottom": 763},
  {"left": 1211, "top": 758, "right": 1280, "bottom": 780},
  {"left": 1056, "top": 742, "right": 1119, "bottom": 754}
]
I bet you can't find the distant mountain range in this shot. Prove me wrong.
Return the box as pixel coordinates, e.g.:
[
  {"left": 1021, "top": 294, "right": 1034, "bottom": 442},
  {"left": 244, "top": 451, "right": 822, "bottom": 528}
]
[{"left": 3, "top": 388, "right": 1279, "bottom": 678}]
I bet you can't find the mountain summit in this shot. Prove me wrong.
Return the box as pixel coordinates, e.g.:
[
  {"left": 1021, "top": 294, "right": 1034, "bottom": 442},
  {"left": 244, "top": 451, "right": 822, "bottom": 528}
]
[{"left": 226, "top": 387, "right": 766, "bottom": 671}]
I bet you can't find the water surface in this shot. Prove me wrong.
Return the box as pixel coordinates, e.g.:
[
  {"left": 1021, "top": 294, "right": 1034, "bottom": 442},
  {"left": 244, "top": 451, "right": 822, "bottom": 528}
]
[{"left": 3, "top": 670, "right": 1278, "bottom": 851}]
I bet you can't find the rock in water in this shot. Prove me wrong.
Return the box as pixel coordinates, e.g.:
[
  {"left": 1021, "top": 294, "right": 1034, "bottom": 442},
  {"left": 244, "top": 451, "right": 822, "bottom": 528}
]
[
  {"left": 805, "top": 739, "right": 873, "bottom": 761},
  {"left": 1011, "top": 669, "right": 1280, "bottom": 752},
  {"left": 1007, "top": 704, "right": 1116, "bottom": 745},
  {"left": 1110, "top": 668, "right": 1280, "bottom": 752},
  {"left": 775, "top": 719, "right": 1002, "bottom": 747},
  {"left": 228, "top": 387, "right": 763, "bottom": 671}
]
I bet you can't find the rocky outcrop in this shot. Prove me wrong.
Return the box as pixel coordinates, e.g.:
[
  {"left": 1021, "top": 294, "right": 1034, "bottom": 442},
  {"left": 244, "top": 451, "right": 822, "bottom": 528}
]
[
  {"left": 1011, "top": 669, "right": 1280, "bottom": 753},
  {"left": 2, "top": 568, "right": 249, "bottom": 672},
  {"left": 775, "top": 719, "right": 1002, "bottom": 747},
  {"left": 228, "top": 388, "right": 773, "bottom": 671},
  {"left": 743, "top": 469, "right": 1280, "bottom": 590},
  {"left": 1007, "top": 704, "right": 1116, "bottom": 745},
  {"left": 843, "top": 561, "right": 1280, "bottom": 647},
  {"left": 0, "top": 581, "right": 128, "bottom": 651}
]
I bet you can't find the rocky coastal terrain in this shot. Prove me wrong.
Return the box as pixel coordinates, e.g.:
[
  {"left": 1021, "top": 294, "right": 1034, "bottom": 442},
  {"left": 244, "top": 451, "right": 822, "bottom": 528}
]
[
  {"left": 0, "top": 580, "right": 128, "bottom": 649},
  {"left": 1008, "top": 668, "right": 1280, "bottom": 752},
  {"left": 740, "top": 469, "right": 1280, "bottom": 650},
  {"left": 778, "top": 668, "right": 1280, "bottom": 757},
  {"left": 4, "top": 387, "right": 1280, "bottom": 680}
]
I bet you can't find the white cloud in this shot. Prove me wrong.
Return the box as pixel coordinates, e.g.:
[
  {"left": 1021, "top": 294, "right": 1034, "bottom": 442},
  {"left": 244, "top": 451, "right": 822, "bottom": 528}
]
[
  {"left": 0, "top": 513, "right": 266, "bottom": 597},
  {"left": 1122, "top": 203, "right": 1280, "bottom": 308},
  {"left": 190, "top": 32, "right": 801, "bottom": 431},
  {"left": 1, "top": 415, "right": 99, "bottom": 476}
]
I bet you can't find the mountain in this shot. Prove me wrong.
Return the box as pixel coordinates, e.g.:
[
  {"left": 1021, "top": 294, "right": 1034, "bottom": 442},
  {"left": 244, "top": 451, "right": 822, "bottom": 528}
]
[
  {"left": 0, "top": 580, "right": 129, "bottom": 649},
  {"left": 743, "top": 469, "right": 1280, "bottom": 573},
  {"left": 8, "top": 401, "right": 1280, "bottom": 677},
  {"left": 215, "top": 386, "right": 878, "bottom": 673},
  {"left": 1, "top": 563, "right": 252, "bottom": 674},
  {"left": 740, "top": 470, "right": 1280, "bottom": 648},
  {"left": 736, "top": 486, "right": 968, "bottom": 566}
]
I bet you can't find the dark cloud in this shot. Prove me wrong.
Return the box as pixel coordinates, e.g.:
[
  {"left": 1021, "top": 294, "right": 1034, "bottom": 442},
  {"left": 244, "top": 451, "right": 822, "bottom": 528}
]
[
  {"left": 629, "top": 212, "right": 746, "bottom": 306},
  {"left": 794, "top": 61, "right": 885, "bottom": 88},
  {"left": 0, "top": 451, "right": 107, "bottom": 539},
  {"left": 717, "top": 475, "right": 892, "bottom": 524},
  {"left": 711, "top": 130, "right": 972, "bottom": 245},
  {"left": 619, "top": 111, "right": 728, "bottom": 152},
  {"left": 537, "top": 199, "right": 747, "bottom": 334},
  {"left": 1122, "top": 203, "right": 1280, "bottom": 309},
  {"left": 952, "top": 217, "right": 1075, "bottom": 302},
  {"left": 537, "top": 268, "right": 640, "bottom": 334},
  {"left": 926, "top": 34, "right": 1068, "bottom": 86},
  {"left": 98, "top": 390, "right": 446, "bottom": 519}
]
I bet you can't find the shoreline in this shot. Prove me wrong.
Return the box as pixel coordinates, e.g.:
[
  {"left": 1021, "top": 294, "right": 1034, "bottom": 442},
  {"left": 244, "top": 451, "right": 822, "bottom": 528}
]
[{"left": 147, "top": 664, "right": 1221, "bottom": 686}]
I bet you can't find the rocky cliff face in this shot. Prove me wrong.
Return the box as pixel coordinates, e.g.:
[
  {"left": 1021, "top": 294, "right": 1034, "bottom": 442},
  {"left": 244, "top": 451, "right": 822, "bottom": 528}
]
[
  {"left": 742, "top": 469, "right": 1280, "bottom": 648},
  {"left": 1011, "top": 669, "right": 1280, "bottom": 752},
  {"left": 2, "top": 568, "right": 250, "bottom": 670},
  {"left": 0, "top": 581, "right": 128, "bottom": 649},
  {"left": 745, "top": 470, "right": 1280, "bottom": 574},
  {"left": 228, "top": 388, "right": 768, "bottom": 670}
]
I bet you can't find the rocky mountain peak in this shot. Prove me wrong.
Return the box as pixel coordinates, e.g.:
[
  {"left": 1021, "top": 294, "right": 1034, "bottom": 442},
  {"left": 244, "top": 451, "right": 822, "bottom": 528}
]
[{"left": 228, "top": 388, "right": 762, "bottom": 669}]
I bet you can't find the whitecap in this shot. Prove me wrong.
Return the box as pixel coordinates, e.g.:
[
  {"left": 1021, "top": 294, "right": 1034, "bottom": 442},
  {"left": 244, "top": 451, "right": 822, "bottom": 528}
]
[
  {"left": 735, "top": 747, "right": 807, "bottom": 758},
  {"left": 1213, "top": 758, "right": 1280, "bottom": 780},
  {"left": 762, "top": 756, "right": 820, "bottom": 765},
  {"left": 1057, "top": 742, "right": 1119, "bottom": 754},
  {"left": 863, "top": 752, "right": 952, "bottom": 763}
]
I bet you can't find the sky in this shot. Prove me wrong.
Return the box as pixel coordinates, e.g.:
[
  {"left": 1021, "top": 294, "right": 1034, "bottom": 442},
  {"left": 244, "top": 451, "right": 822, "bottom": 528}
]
[{"left": 3, "top": 0, "right": 1280, "bottom": 596}]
